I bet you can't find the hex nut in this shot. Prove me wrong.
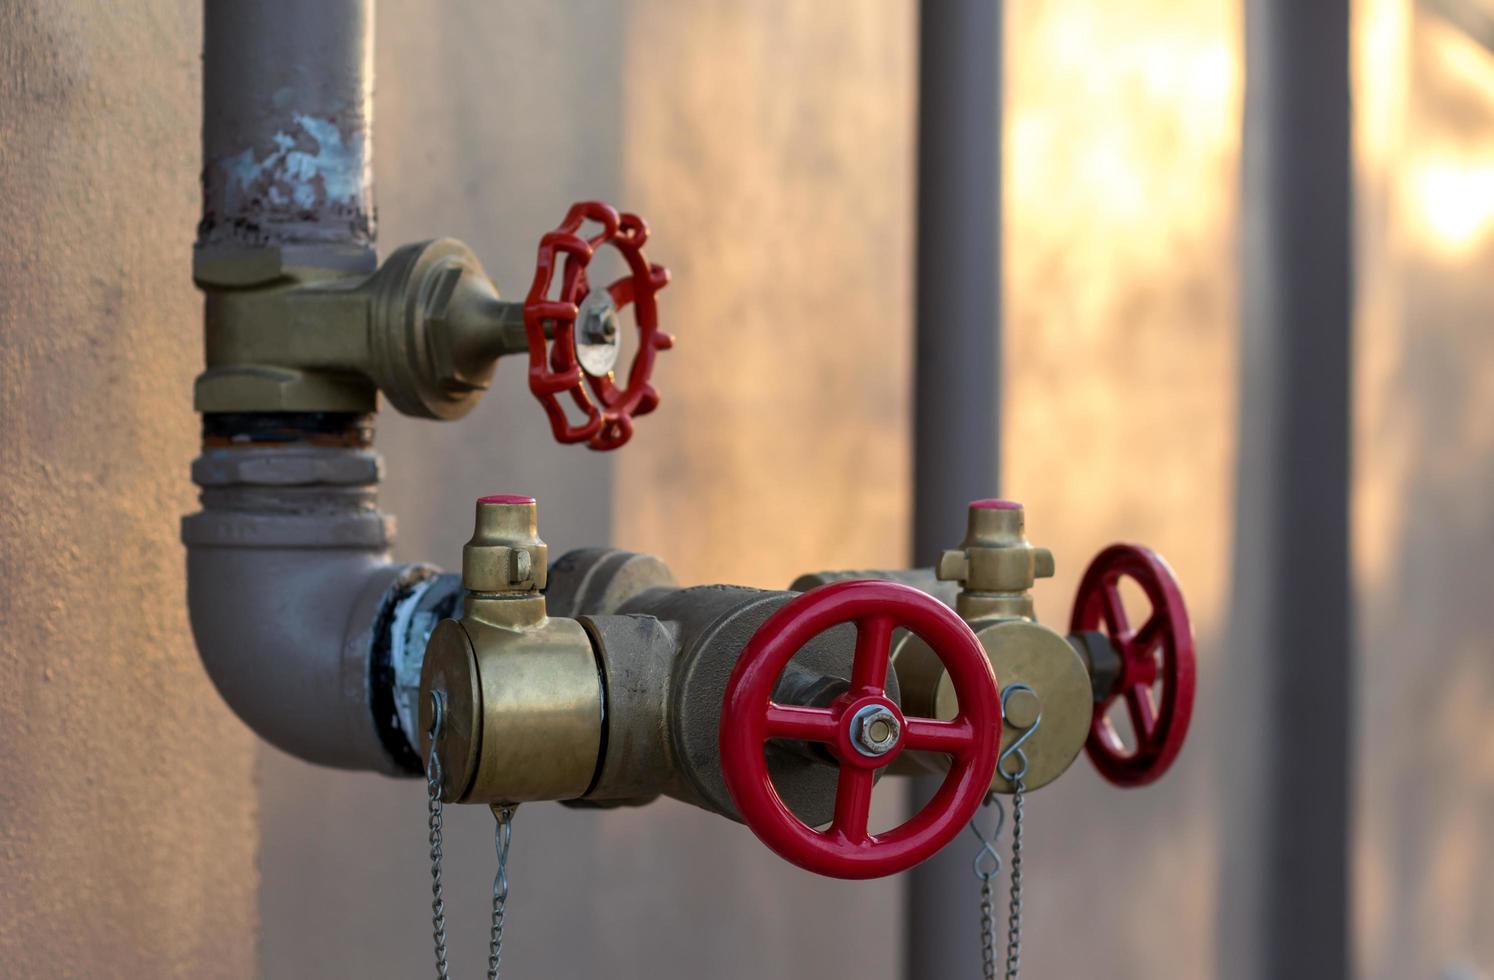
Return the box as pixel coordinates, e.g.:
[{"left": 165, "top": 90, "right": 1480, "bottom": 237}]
[{"left": 850, "top": 704, "right": 902, "bottom": 757}]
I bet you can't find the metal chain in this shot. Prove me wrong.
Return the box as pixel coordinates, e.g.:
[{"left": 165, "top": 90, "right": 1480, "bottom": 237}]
[
  {"left": 426, "top": 691, "right": 518, "bottom": 980},
  {"left": 995, "top": 684, "right": 1039, "bottom": 980},
  {"left": 969, "top": 792, "right": 1005, "bottom": 979},
  {"left": 488, "top": 806, "right": 515, "bottom": 980},
  {"left": 427, "top": 730, "right": 452, "bottom": 980},
  {"left": 1005, "top": 775, "right": 1025, "bottom": 980}
]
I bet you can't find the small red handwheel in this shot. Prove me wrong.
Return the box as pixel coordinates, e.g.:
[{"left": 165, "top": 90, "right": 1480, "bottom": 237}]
[
  {"left": 523, "top": 201, "right": 672, "bottom": 451},
  {"left": 1071, "top": 544, "right": 1196, "bottom": 787},
  {"left": 720, "top": 580, "right": 1001, "bottom": 879}
]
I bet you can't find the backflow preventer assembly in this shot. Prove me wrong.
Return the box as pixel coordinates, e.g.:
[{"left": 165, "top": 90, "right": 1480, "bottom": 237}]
[{"left": 182, "top": 3, "right": 1197, "bottom": 976}]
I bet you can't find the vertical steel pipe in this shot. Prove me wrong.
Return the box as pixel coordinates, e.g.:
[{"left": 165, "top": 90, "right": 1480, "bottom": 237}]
[
  {"left": 1219, "top": 0, "right": 1354, "bottom": 976},
  {"left": 906, "top": 1, "right": 1002, "bottom": 977}
]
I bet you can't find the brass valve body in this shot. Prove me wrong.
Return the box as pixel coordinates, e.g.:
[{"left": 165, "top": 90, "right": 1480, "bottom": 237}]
[
  {"left": 419, "top": 497, "right": 602, "bottom": 804},
  {"left": 194, "top": 239, "right": 529, "bottom": 417},
  {"left": 893, "top": 620, "right": 1091, "bottom": 793},
  {"left": 893, "top": 500, "right": 1091, "bottom": 793},
  {"left": 421, "top": 604, "right": 601, "bottom": 804}
]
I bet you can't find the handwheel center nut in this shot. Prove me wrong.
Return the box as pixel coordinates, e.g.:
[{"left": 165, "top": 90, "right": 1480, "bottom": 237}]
[
  {"left": 576, "top": 289, "right": 622, "bottom": 377},
  {"left": 850, "top": 704, "right": 902, "bottom": 757}
]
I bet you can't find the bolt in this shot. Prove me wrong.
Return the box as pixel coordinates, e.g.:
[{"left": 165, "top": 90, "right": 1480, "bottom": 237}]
[
  {"left": 510, "top": 548, "right": 532, "bottom": 584},
  {"left": 850, "top": 704, "right": 902, "bottom": 757}
]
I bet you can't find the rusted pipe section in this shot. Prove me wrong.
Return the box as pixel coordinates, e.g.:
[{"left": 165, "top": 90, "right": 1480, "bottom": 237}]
[{"left": 200, "top": 0, "right": 375, "bottom": 264}]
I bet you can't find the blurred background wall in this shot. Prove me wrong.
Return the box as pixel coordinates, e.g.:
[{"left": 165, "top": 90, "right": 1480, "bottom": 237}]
[
  {"left": 1354, "top": 2, "right": 1494, "bottom": 977},
  {"left": 1002, "top": 2, "right": 1240, "bottom": 976},
  {"left": 0, "top": 0, "right": 1491, "bottom": 977}
]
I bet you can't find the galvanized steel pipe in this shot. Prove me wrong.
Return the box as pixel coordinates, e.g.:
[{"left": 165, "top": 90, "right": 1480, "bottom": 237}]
[{"left": 185, "top": 0, "right": 446, "bottom": 773}]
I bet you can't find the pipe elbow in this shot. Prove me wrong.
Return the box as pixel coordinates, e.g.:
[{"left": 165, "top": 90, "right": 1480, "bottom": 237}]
[{"left": 183, "top": 445, "right": 437, "bottom": 773}]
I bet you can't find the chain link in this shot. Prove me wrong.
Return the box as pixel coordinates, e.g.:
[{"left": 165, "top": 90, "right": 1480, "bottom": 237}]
[
  {"left": 994, "top": 683, "right": 1039, "bottom": 980},
  {"left": 1005, "top": 775, "right": 1025, "bottom": 980},
  {"left": 488, "top": 806, "right": 515, "bottom": 980},
  {"left": 979, "top": 875, "right": 998, "bottom": 979},
  {"left": 969, "top": 792, "right": 1005, "bottom": 979},
  {"left": 426, "top": 691, "right": 517, "bottom": 980},
  {"left": 427, "top": 734, "right": 452, "bottom": 980}
]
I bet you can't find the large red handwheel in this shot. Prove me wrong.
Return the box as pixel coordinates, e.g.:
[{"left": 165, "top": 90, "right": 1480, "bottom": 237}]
[
  {"left": 1071, "top": 544, "right": 1196, "bottom": 787},
  {"left": 523, "top": 201, "right": 672, "bottom": 451},
  {"left": 720, "top": 580, "right": 1001, "bottom": 879}
]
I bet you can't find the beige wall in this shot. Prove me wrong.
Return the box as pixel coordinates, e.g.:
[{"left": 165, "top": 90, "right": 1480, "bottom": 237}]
[
  {"left": 0, "top": 1, "right": 259, "bottom": 977},
  {"left": 614, "top": 0, "right": 917, "bottom": 590}
]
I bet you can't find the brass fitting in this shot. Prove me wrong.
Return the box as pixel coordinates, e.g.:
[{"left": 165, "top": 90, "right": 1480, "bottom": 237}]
[
  {"left": 193, "top": 239, "right": 529, "bottom": 418},
  {"left": 463, "top": 494, "right": 549, "bottom": 593},
  {"left": 419, "top": 496, "right": 601, "bottom": 805},
  {"left": 935, "top": 498, "right": 1055, "bottom": 621},
  {"left": 895, "top": 500, "right": 1091, "bottom": 793}
]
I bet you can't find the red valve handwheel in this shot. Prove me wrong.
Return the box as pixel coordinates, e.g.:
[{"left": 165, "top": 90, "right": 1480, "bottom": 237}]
[
  {"left": 1070, "top": 544, "right": 1196, "bottom": 787},
  {"left": 523, "top": 201, "right": 672, "bottom": 451},
  {"left": 720, "top": 580, "right": 1001, "bottom": 880}
]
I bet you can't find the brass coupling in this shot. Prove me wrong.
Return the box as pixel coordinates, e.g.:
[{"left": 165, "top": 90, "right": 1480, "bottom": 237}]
[
  {"left": 193, "top": 239, "right": 529, "bottom": 418},
  {"left": 419, "top": 495, "right": 602, "bottom": 805},
  {"left": 935, "top": 498, "right": 1055, "bottom": 621}
]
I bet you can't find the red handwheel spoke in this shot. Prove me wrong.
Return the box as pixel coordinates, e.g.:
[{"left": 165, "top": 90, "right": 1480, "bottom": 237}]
[
  {"left": 1124, "top": 684, "right": 1157, "bottom": 745},
  {"left": 829, "top": 765, "right": 875, "bottom": 845},
  {"left": 1127, "top": 612, "right": 1163, "bottom": 658},
  {"left": 1101, "top": 581, "right": 1132, "bottom": 641},
  {"left": 608, "top": 275, "right": 636, "bottom": 307},
  {"left": 902, "top": 717, "right": 975, "bottom": 754},
  {"left": 764, "top": 703, "right": 840, "bottom": 744},
  {"left": 849, "top": 614, "right": 894, "bottom": 695}
]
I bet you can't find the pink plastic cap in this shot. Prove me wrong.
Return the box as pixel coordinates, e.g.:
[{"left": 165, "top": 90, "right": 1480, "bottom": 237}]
[
  {"left": 478, "top": 494, "right": 536, "bottom": 505},
  {"left": 970, "top": 499, "right": 1022, "bottom": 510}
]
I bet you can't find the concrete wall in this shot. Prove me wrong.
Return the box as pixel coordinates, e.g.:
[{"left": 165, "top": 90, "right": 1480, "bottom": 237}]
[{"left": 0, "top": 1, "right": 259, "bottom": 977}]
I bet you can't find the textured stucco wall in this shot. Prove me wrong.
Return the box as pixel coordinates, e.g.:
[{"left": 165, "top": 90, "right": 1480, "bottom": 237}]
[{"left": 0, "top": 2, "right": 260, "bottom": 977}]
